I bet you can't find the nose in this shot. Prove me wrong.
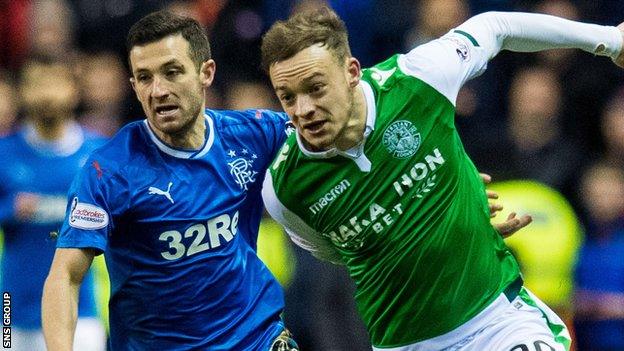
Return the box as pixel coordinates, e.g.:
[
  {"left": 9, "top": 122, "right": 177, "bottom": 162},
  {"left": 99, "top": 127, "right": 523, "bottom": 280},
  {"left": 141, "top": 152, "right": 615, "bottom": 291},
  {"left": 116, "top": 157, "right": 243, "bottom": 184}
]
[
  {"left": 294, "top": 95, "right": 314, "bottom": 120},
  {"left": 150, "top": 76, "right": 170, "bottom": 99}
]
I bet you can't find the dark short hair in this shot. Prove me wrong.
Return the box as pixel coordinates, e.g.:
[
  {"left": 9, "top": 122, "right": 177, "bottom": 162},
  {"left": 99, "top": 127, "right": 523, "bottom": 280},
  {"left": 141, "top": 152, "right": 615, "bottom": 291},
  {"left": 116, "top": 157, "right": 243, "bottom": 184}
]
[
  {"left": 126, "top": 10, "right": 211, "bottom": 71},
  {"left": 261, "top": 6, "right": 351, "bottom": 72}
]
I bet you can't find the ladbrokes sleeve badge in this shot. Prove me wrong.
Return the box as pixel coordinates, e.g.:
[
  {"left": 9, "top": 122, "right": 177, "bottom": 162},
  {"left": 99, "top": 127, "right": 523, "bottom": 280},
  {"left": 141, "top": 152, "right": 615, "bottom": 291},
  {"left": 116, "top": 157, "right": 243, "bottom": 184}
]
[{"left": 69, "top": 197, "right": 109, "bottom": 230}]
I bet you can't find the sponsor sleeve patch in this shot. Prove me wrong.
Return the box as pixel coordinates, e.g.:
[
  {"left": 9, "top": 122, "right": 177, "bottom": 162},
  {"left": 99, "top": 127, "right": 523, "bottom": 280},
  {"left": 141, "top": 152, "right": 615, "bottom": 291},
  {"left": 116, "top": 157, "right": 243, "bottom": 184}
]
[
  {"left": 443, "top": 35, "right": 473, "bottom": 62},
  {"left": 68, "top": 197, "right": 109, "bottom": 230}
]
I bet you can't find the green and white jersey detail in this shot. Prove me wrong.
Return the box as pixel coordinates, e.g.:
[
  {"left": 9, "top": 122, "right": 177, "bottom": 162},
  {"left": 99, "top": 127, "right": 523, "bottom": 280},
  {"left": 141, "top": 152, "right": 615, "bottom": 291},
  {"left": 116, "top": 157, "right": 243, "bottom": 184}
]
[{"left": 263, "top": 30, "right": 521, "bottom": 347}]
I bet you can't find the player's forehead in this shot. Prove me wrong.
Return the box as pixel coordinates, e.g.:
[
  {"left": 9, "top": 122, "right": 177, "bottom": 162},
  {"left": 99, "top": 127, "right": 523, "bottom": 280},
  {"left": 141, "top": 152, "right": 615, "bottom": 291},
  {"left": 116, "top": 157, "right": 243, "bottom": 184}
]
[
  {"left": 270, "top": 44, "right": 337, "bottom": 90},
  {"left": 129, "top": 34, "right": 193, "bottom": 73}
]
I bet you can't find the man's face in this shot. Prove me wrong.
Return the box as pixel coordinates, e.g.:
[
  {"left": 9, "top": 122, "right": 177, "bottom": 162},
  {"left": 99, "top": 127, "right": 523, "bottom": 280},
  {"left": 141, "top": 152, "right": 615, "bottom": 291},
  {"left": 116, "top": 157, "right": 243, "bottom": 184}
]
[
  {"left": 20, "top": 63, "right": 78, "bottom": 121},
  {"left": 130, "top": 34, "right": 212, "bottom": 137},
  {"left": 270, "top": 44, "right": 357, "bottom": 151}
]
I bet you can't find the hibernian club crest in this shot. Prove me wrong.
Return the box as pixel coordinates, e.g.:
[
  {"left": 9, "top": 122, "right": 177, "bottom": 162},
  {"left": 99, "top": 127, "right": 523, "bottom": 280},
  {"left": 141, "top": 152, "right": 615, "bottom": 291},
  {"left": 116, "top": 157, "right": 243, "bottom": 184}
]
[{"left": 382, "top": 120, "right": 421, "bottom": 159}]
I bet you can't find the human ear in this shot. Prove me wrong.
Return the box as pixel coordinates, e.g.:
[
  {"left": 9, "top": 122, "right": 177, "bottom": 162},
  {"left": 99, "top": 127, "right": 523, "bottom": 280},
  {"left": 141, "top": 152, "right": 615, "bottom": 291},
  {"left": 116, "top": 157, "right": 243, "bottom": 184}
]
[
  {"left": 129, "top": 77, "right": 138, "bottom": 95},
  {"left": 200, "top": 59, "right": 216, "bottom": 88},
  {"left": 346, "top": 57, "right": 361, "bottom": 88}
]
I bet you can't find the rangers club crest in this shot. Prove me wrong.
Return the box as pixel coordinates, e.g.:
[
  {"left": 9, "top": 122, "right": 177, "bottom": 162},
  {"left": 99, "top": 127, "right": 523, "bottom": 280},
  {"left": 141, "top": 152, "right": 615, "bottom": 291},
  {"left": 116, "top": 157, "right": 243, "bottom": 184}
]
[
  {"left": 382, "top": 120, "right": 421, "bottom": 159},
  {"left": 227, "top": 149, "right": 258, "bottom": 190}
]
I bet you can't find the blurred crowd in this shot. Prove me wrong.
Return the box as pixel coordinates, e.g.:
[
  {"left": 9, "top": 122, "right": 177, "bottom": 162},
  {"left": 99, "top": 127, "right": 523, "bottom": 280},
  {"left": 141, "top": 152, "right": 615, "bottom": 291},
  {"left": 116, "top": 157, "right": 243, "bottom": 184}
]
[{"left": 2, "top": 0, "right": 624, "bottom": 350}]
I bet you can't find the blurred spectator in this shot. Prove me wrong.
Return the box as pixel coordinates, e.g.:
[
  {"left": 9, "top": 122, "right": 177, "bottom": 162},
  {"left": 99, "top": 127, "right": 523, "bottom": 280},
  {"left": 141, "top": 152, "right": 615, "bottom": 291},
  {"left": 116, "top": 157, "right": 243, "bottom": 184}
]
[
  {"left": 0, "top": 0, "right": 31, "bottom": 70},
  {"left": 574, "top": 162, "right": 624, "bottom": 351},
  {"left": 224, "top": 80, "right": 279, "bottom": 110},
  {"left": 166, "top": 0, "right": 229, "bottom": 30},
  {"left": 75, "top": 51, "right": 129, "bottom": 137},
  {"left": 261, "top": 0, "right": 377, "bottom": 66},
  {"left": 0, "top": 57, "right": 106, "bottom": 350},
  {"left": 69, "top": 0, "right": 162, "bottom": 56},
  {"left": 0, "top": 70, "right": 19, "bottom": 136},
  {"left": 29, "top": 0, "right": 77, "bottom": 61},
  {"left": 210, "top": 0, "right": 268, "bottom": 93},
  {"left": 532, "top": 0, "right": 579, "bottom": 72},
  {"left": 489, "top": 181, "right": 581, "bottom": 325},
  {"left": 530, "top": 0, "right": 623, "bottom": 155},
  {"left": 503, "top": 65, "right": 587, "bottom": 209},
  {"left": 600, "top": 86, "right": 624, "bottom": 170},
  {"left": 404, "top": 0, "right": 471, "bottom": 48}
]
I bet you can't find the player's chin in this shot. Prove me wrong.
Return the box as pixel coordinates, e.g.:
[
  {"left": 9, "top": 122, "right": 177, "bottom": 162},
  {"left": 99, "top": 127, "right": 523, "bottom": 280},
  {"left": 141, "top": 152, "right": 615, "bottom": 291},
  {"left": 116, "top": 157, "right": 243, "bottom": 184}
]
[
  {"left": 302, "top": 133, "right": 334, "bottom": 151},
  {"left": 151, "top": 116, "right": 188, "bottom": 134}
]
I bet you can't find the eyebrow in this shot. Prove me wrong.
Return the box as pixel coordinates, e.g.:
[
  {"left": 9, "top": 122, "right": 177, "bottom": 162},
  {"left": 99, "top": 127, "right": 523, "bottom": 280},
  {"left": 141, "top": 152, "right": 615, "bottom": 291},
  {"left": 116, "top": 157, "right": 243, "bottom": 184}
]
[
  {"left": 302, "top": 72, "right": 324, "bottom": 82},
  {"left": 134, "top": 59, "right": 181, "bottom": 74},
  {"left": 274, "top": 72, "right": 325, "bottom": 92}
]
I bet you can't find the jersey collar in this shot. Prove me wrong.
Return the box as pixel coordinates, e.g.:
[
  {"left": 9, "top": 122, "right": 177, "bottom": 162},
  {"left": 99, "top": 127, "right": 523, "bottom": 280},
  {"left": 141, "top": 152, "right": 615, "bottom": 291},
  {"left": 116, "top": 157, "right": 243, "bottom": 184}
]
[
  {"left": 296, "top": 80, "right": 377, "bottom": 160},
  {"left": 23, "top": 121, "right": 85, "bottom": 157},
  {"left": 143, "top": 113, "right": 215, "bottom": 159}
]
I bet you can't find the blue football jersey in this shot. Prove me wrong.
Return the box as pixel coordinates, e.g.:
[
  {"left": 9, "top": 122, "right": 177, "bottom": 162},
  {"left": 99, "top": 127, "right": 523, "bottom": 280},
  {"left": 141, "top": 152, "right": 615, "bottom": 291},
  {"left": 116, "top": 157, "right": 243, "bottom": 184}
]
[
  {"left": 58, "top": 109, "right": 290, "bottom": 350},
  {"left": 0, "top": 123, "right": 103, "bottom": 329}
]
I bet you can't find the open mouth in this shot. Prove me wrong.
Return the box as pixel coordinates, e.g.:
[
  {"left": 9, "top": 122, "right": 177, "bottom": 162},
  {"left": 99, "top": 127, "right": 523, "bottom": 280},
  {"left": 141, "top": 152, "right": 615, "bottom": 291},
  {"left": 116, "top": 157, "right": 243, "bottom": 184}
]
[
  {"left": 303, "top": 120, "right": 327, "bottom": 134},
  {"left": 154, "top": 104, "right": 180, "bottom": 117}
]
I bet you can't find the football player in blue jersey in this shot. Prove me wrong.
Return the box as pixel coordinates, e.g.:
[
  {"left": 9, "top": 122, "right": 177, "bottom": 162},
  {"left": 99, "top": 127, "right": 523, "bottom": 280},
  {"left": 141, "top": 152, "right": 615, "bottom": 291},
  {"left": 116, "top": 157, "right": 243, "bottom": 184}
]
[
  {"left": 42, "top": 11, "right": 299, "bottom": 351},
  {"left": 0, "top": 58, "right": 107, "bottom": 350}
]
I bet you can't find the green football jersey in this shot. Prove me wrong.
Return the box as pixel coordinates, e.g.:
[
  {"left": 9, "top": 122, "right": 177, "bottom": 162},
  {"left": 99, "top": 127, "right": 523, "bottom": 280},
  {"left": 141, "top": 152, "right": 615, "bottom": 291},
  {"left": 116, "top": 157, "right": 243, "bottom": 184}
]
[{"left": 263, "top": 31, "right": 521, "bottom": 347}]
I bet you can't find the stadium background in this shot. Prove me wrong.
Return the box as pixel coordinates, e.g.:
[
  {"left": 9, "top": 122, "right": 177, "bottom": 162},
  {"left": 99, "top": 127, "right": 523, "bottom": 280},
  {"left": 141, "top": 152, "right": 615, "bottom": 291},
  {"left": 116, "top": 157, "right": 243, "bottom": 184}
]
[{"left": 1, "top": 0, "right": 624, "bottom": 350}]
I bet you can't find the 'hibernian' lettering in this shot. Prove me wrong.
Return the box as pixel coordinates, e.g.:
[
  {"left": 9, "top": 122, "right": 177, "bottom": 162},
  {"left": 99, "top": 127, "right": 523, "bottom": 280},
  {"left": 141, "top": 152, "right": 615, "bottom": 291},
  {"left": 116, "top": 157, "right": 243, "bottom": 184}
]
[{"left": 393, "top": 148, "right": 445, "bottom": 196}]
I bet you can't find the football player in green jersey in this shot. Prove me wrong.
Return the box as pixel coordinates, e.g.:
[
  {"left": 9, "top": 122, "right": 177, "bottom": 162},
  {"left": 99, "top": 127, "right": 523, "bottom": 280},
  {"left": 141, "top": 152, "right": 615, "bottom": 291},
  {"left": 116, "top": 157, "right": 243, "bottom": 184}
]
[{"left": 260, "top": 6, "right": 624, "bottom": 351}]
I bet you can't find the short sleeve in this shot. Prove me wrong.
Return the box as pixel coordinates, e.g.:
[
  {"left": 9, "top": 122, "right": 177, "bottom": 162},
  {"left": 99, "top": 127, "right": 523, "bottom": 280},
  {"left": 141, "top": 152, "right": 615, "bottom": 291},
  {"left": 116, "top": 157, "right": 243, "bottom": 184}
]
[
  {"left": 398, "top": 29, "right": 492, "bottom": 105},
  {"left": 57, "top": 157, "right": 126, "bottom": 254},
  {"left": 258, "top": 110, "right": 292, "bottom": 161}
]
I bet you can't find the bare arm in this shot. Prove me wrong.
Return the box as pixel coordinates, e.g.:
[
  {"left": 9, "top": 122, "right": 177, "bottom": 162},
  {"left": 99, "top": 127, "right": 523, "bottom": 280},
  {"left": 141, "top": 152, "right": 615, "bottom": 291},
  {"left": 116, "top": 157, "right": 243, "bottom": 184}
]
[
  {"left": 42, "top": 248, "right": 96, "bottom": 351},
  {"left": 400, "top": 12, "right": 623, "bottom": 106}
]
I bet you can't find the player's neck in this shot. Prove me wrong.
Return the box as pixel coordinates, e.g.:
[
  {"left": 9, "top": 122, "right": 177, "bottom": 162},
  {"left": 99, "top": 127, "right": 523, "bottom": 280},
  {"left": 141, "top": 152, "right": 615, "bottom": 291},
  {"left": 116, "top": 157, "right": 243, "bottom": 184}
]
[
  {"left": 335, "top": 84, "right": 367, "bottom": 151},
  {"left": 154, "top": 113, "right": 206, "bottom": 150},
  {"left": 30, "top": 116, "right": 71, "bottom": 141}
]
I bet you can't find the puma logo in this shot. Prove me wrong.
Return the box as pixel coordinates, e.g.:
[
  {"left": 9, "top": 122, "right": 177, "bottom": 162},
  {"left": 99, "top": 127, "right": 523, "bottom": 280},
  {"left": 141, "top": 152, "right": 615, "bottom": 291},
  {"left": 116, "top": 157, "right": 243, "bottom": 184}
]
[{"left": 148, "top": 182, "right": 174, "bottom": 204}]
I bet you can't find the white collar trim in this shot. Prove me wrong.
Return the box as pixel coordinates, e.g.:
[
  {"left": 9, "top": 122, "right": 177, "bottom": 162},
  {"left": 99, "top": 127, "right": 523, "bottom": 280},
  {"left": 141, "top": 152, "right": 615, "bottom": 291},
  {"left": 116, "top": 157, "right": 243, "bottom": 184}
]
[
  {"left": 23, "top": 121, "right": 84, "bottom": 157},
  {"left": 143, "top": 114, "right": 215, "bottom": 159}
]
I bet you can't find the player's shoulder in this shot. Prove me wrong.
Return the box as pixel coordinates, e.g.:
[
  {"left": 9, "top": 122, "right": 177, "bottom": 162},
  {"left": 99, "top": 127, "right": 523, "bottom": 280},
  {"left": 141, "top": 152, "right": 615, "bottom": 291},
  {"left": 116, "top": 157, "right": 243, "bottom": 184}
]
[
  {"left": 362, "top": 54, "right": 419, "bottom": 93},
  {"left": 0, "top": 130, "right": 22, "bottom": 150},
  {"left": 85, "top": 120, "right": 146, "bottom": 169},
  {"left": 267, "top": 133, "right": 299, "bottom": 175},
  {"left": 82, "top": 128, "right": 108, "bottom": 143},
  {"left": 208, "top": 108, "right": 288, "bottom": 133},
  {"left": 81, "top": 128, "right": 109, "bottom": 150}
]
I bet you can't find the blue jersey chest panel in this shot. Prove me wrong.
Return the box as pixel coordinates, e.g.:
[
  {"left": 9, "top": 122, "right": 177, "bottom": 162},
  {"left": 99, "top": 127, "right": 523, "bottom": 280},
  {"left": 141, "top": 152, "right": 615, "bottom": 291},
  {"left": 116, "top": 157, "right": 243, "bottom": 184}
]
[{"left": 58, "top": 110, "right": 289, "bottom": 348}]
